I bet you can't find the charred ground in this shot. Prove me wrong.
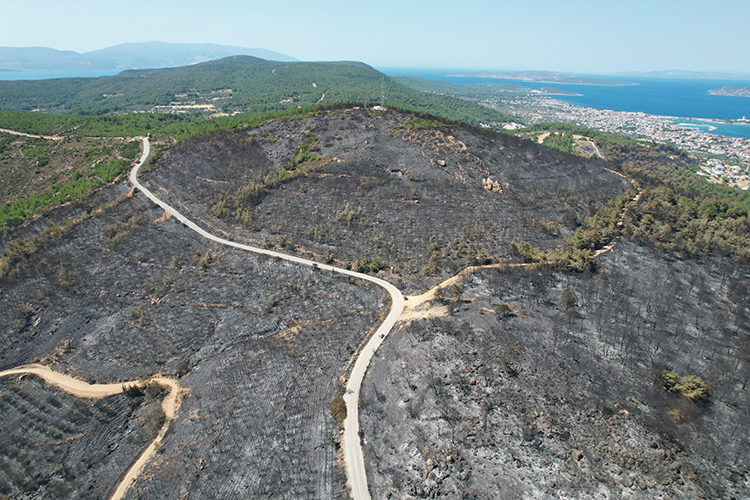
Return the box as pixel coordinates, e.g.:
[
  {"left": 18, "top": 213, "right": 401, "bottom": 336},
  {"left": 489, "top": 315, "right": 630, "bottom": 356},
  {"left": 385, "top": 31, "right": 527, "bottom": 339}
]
[
  {"left": 0, "top": 180, "right": 385, "bottom": 498},
  {"left": 360, "top": 242, "right": 750, "bottom": 499},
  {"left": 0, "top": 107, "right": 747, "bottom": 499},
  {"left": 143, "top": 109, "right": 626, "bottom": 293}
]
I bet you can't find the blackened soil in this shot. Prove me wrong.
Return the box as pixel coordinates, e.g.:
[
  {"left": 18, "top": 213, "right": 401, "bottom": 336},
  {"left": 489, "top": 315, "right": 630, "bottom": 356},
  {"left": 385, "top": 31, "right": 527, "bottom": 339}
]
[
  {"left": 143, "top": 109, "right": 626, "bottom": 293},
  {"left": 0, "top": 374, "right": 161, "bottom": 500},
  {"left": 361, "top": 241, "right": 750, "bottom": 499},
  {"left": 0, "top": 186, "right": 385, "bottom": 499}
]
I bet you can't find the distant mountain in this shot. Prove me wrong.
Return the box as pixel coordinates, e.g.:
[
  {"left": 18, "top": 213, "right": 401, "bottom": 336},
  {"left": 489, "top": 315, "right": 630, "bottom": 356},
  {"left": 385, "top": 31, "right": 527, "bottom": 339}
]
[
  {"left": 709, "top": 85, "right": 750, "bottom": 97},
  {"left": 618, "top": 70, "right": 750, "bottom": 80},
  {"left": 452, "top": 70, "right": 636, "bottom": 87},
  {"left": 0, "top": 42, "right": 296, "bottom": 71}
]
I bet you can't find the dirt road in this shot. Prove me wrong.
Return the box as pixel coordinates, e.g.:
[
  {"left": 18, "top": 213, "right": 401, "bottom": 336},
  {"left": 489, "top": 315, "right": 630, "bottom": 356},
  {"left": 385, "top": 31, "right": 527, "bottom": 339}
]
[
  {"left": 131, "top": 137, "right": 403, "bottom": 500},
  {"left": 0, "top": 364, "right": 181, "bottom": 500},
  {"left": 401, "top": 185, "right": 642, "bottom": 323},
  {"left": 0, "top": 364, "right": 127, "bottom": 398},
  {"left": 110, "top": 376, "right": 181, "bottom": 500},
  {"left": 0, "top": 127, "right": 63, "bottom": 140},
  {"left": 131, "top": 135, "right": 639, "bottom": 499}
]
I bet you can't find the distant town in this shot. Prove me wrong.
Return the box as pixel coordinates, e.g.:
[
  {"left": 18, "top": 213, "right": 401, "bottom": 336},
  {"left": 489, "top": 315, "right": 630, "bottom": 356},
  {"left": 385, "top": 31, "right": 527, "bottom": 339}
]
[{"left": 486, "top": 94, "right": 750, "bottom": 190}]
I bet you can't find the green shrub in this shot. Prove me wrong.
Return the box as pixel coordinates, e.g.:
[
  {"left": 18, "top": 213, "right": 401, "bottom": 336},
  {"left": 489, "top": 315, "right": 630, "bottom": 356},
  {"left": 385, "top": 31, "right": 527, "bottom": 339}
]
[
  {"left": 119, "top": 140, "right": 141, "bottom": 160},
  {"left": 494, "top": 302, "right": 514, "bottom": 317},
  {"left": 329, "top": 396, "right": 347, "bottom": 422},
  {"left": 352, "top": 256, "right": 385, "bottom": 273},
  {"left": 675, "top": 374, "right": 709, "bottom": 400},
  {"left": 661, "top": 369, "right": 708, "bottom": 400}
]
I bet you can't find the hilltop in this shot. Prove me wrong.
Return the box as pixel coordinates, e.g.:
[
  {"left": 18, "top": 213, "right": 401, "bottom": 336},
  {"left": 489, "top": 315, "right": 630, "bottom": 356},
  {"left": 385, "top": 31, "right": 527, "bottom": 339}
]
[
  {"left": 0, "top": 107, "right": 622, "bottom": 498},
  {"left": 0, "top": 56, "right": 512, "bottom": 128},
  {"left": 0, "top": 107, "right": 748, "bottom": 499}
]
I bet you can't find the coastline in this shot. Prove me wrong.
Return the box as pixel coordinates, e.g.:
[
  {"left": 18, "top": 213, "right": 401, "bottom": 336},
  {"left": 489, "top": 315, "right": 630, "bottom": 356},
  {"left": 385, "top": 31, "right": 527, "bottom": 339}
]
[
  {"left": 530, "top": 88, "right": 583, "bottom": 97},
  {"left": 709, "top": 92, "right": 750, "bottom": 98},
  {"left": 448, "top": 73, "right": 640, "bottom": 87},
  {"left": 662, "top": 115, "right": 750, "bottom": 127}
]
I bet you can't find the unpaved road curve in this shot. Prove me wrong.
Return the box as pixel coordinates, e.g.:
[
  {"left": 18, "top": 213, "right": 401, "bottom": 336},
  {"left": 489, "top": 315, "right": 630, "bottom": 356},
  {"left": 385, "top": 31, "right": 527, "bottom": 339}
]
[
  {"left": 110, "top": 376, "right": 181, "bottom": 500},
  {"left": 132, "top": 137, "right": 403, "bottom": 500},
  {"left": 0, "top": 127, "right": 63, "bottom": 140},
  {"left": 401, "top": 182, "right": 642, "bottom": 321},
  {"left": 0, "top": 364, "right": 181, "bottom": 500}
]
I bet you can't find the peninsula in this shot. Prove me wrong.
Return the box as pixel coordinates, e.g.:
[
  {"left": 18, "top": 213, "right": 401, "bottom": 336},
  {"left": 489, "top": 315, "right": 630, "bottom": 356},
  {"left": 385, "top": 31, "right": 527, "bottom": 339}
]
[
  {"left": 451, "top": 70, "right": 637, "bottom": 86},
  {"left": 709, "top": 85, "right": 750, "bottom": 97}
]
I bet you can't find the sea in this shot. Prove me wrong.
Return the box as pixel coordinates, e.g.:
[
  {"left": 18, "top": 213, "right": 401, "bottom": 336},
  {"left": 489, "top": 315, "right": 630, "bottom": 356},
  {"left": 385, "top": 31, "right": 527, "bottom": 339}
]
[
  {"left": 379, "top": 67, "right": 750, "bottom": 139},
  {"left": 2, "top": 67, "right": 750, "bottom": 140}
]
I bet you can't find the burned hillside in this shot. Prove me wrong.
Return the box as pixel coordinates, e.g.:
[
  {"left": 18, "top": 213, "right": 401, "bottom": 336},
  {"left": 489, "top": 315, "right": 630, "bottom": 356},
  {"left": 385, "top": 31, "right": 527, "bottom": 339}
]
[
  {"left": 360, "top": 241, "right": 750, "bottom": 499},
  {"left": 142, "top": 109, "right": 627, "bottom": 292},
  {"left": 1, "top": 107, "right": 746, "bottom": 499}
]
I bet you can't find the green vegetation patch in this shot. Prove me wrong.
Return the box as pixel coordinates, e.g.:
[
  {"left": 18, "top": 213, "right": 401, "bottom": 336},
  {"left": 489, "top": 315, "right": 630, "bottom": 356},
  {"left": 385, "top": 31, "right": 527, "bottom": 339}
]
[
  {"left": 522, "top": 122, "right": 639, "bottom": 152},
  {"left": 524, "top": 122, "right": 750, "bottom": 261},
  {"left": 541, "top": 132, "right": 575, "bottom": 154},
  {"left": 394, "top": 117, "right": 446, "bottom": 130},
  {"left": 0, "top": 57, "right": 513, "bottom": 130},
  {"left": 23, "top": 145, "right": 50, "bottom": 166},
  {"left": 0, "top": 158, "right": 130, "bottom": 229},
  {"left": 661, "top": 369, "right": 709, "bottom": 401},
  {"left": 211, "top": 133, "right": 328, "bottom": 226},
  {"left": 329, "top": 396, "right": 347, "bottom": 422},
  {"left": 510, "top": 187, "right": 638, "bottom": 272}
]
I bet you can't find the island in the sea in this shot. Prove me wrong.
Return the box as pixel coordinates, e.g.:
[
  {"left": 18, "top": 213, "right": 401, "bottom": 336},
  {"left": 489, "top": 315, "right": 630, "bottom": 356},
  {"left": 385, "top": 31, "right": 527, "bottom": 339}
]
[
  {"left": 451, "top": 70, "right": 637, "bottom": 87},
  {"left": 530, "top": 86, "right": 582, "bottom": 96},
  {"left": 709, "top": 85, "right": 750, "bottom": 97}
]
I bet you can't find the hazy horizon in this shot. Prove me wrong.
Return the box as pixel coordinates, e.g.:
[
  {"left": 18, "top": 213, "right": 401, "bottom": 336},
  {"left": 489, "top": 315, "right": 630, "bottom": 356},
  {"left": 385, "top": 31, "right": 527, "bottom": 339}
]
[{"left": 1, "top": 0, "right": 748, "bottom": 75}]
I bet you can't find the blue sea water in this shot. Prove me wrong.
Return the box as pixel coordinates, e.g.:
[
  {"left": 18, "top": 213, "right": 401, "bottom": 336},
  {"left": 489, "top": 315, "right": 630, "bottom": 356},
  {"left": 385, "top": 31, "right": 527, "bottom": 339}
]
[
  {"left": 379, "top": 67, "right": 750, "bottom": 139},
  {"left": 3, "top": 67, "right": 750, "bottom": 139}
]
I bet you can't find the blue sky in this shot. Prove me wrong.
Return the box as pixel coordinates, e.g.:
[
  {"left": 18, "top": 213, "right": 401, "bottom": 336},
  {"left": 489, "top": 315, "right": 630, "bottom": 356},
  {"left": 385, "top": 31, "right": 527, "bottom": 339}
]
[{"left": 2, "top": 0, "right": 749, "bottom": 73}]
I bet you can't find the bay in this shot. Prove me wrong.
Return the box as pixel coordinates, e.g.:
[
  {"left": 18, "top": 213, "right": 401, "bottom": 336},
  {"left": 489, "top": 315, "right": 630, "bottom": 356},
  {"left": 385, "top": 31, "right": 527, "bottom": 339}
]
[{"left": 380, "top": 67, "right": 750, "bottom": 139}]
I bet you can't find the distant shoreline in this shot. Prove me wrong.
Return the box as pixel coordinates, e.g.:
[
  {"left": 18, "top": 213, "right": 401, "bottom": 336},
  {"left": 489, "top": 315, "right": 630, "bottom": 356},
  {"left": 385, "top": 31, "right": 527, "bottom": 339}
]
[
  {"left": 660, "top": 116, "right": 750, "bottom": 125},
  {"left": 708, "top": 85, "right": 750, "bottom": 98},
  {"left": 448, "top": 72, "right": 639, "bottom": 87},
  {"left": 530, "top": 88, "right": 583, "bottom": 96}
]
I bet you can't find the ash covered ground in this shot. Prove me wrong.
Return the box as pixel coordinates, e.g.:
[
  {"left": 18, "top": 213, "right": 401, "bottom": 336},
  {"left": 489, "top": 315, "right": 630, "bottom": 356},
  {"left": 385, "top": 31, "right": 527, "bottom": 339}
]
[{"left": 1, "top": 108, "right": 747, "bottom": 499}]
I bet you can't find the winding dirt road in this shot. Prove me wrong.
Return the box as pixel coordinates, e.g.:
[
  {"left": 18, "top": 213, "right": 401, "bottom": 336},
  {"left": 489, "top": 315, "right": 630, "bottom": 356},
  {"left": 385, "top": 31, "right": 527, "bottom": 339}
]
[
  {"left": 110, "top": 377, "right": 181, "bottom": 500},
  {"left": 0, "top": 133, "right": 638, "bottom": 500},
  {"left": 0, "top": 364, "right": 181, "bottom": 500},
  {"left": 131, "top": 138, "right": 402, "bottom": 500},
  {"left": 131, "top": 136, "right": 637, "bottom": 499},
  {"left": 401, "top": 184, "right": 642, "bottom": 321},
  {"left": 0, "top": 128, "right": 63, "bottom": 141}
]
